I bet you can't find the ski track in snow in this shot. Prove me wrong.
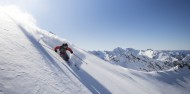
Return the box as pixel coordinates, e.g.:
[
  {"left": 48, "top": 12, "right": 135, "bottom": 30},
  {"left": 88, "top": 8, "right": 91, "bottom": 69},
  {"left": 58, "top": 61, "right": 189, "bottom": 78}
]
[{"left": 0, "top": 6, "right": 190, "bottom": 94}]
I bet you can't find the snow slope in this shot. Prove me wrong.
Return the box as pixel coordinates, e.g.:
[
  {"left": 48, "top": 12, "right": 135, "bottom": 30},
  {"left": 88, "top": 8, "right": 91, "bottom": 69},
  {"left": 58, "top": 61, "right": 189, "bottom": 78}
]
[
  {"left": 0, "top": 6, "right": 190, "bottom": 94},
  {"left": 68, "top": 48, "right": 190, "bottom": 94},
  {"left": 0, "top": 6, "right": 90, "bottom": 94}
]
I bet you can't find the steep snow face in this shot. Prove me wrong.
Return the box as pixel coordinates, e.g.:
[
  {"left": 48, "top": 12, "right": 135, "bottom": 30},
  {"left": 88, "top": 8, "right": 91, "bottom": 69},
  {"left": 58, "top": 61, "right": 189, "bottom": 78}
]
[
  {"left": 0, "top": 6, "right": 90, "bottom": 94},
  {"left": 90, "top": 48, "right": 190, "bottom": 72}
]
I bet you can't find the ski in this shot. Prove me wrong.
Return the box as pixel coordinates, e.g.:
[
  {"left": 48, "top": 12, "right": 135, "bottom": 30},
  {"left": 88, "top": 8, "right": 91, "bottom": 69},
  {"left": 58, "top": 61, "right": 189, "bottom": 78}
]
[
  {"left": 74, "top": 64, "right": 80, "bottom": 70},
  {"left": 66, "top": 61, "right": 71, "bottom": 66},
  {"left": 67, "top": 61, "right": 80, "bottom": 70}
]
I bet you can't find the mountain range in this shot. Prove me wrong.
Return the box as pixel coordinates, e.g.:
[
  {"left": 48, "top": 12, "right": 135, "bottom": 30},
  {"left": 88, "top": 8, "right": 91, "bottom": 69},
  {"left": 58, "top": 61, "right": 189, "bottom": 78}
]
[{"left": 90, "top": 48, "right": 190, "bottom": 71}]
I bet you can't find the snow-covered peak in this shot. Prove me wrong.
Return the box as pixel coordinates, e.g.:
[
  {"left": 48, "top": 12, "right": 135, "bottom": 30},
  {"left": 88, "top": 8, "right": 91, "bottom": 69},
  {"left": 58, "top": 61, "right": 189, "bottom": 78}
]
[
  {"left": 112, "top": 47, "right": 125, "bottom": 54},
  {"left": 125, "top": 48, "right": 139, "bottom": 55},
  {"left": 139, "top": 49, "right": 155, "bottom": 58}
]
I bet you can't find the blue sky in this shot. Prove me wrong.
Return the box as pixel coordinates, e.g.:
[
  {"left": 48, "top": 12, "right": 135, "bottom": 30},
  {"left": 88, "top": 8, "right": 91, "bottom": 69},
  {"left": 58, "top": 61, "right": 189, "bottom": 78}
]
[{"left": 1, "top": 0, "right": 190, "bottom": 50}]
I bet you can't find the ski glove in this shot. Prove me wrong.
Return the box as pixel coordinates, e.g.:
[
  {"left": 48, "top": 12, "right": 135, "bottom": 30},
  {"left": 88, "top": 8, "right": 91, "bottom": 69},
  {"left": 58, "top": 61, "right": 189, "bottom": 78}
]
[{"left": 54, "top": 49, "right": 57, "bottom": 52}]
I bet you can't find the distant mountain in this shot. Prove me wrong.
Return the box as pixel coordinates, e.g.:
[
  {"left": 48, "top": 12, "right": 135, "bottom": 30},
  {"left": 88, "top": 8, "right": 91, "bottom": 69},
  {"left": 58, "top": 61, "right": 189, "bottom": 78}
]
[{"left": 90, "top": 48, "right": 190, "bottom": 71}]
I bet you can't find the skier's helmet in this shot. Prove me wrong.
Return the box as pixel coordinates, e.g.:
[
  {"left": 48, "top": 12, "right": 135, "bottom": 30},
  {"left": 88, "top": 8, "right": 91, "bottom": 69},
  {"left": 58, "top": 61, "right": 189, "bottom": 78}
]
[{"left": 62, "top": 43, "right": 68, "bottom": 48}]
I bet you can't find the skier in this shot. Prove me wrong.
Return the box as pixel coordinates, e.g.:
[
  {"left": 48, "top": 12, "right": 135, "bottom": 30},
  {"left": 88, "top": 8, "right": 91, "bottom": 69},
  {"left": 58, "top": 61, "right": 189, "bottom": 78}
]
[{"left": 54, "top": 43, "right": 73, "bottom": 62}]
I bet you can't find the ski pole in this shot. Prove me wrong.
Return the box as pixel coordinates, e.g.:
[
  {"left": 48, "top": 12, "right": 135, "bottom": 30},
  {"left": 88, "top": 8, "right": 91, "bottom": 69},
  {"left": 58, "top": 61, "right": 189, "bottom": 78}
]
[
  {"left": 40, "top": 43, "right": 53, "bottom": 50},
  {"left": 73, "top": 54, "right": 88, "bottom": 65}
]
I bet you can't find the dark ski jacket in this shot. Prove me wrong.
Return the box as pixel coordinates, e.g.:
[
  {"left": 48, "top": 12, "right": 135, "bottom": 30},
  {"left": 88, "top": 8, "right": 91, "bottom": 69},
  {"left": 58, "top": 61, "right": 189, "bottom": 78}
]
[{"left": 54, "top": 46, "right": 73, "bottom": 55}]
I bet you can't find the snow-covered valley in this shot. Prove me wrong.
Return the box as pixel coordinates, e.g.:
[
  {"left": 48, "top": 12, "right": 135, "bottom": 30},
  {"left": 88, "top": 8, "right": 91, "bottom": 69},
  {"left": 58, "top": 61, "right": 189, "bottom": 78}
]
[{"left": 0, "top": 6, "right": 190, "bottom": 94}]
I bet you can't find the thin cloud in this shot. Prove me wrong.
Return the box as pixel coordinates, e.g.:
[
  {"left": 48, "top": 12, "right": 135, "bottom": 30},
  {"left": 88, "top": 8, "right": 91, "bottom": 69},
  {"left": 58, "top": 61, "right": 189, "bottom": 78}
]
[{"left": 0, "top": 0, "right": 49, "bottom": 14}]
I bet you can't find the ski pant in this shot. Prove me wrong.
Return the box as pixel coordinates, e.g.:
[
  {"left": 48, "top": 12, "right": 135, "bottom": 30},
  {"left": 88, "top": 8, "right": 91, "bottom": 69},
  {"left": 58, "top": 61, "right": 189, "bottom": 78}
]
[{"left": 60, "top": 54, "right": 69, "bottom": 61}]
